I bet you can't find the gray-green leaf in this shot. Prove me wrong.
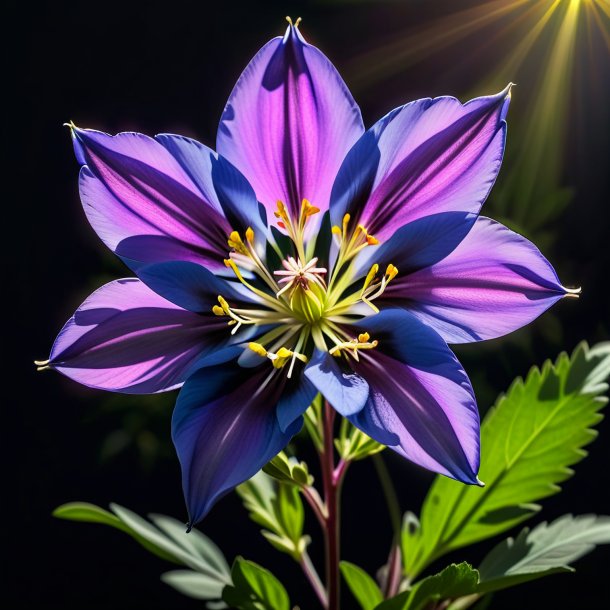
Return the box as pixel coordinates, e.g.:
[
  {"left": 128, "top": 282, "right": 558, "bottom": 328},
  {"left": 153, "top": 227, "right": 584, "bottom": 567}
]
[
  {"left": 161, "top": 570, "right": 226, "bottom": 600},
  {"left": 478, "top": 514, "right": 610, "bottom": 592},
  {"left": 404, "top": 342, "right": 610, "bottom": 578},
  {"left": 340, "top": 561, "right": 383, "bottom": 610}
]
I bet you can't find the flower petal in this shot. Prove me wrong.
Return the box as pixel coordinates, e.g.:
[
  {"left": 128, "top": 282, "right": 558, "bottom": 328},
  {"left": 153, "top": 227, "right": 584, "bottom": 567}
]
[
  {"left": 331, "top": 87, "right": 510, "bottom": 240},
  {"left": 48, "top": 278, "right": 233, "bottom": 393},
  {"left": 74, "top": 128, "right": 259, "bottom": 270},
  {"left": 172, "top": 365, "right": 307, "bottom": 525},
  {"left": 137, "top": 260, "right": 257, "bottom": 313},
  {"left": 380, "top": 217, "right": 568, "bottom": 343},
  {"left": 216, "top": 23, "right": 364, "bottom": 220},
  {"left": 304, "top": 350, "right": 369, "bottom": 417},
  {"left": 353, "top": 211, "right": 476, "bottom": 280},
  {"left": 348, "top": 309, "right": 480, "bottom": 483}
]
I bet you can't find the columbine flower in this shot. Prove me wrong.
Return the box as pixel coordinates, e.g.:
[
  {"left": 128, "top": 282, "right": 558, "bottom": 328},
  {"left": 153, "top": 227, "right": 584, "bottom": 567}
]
[{"left": 39, "top": 19, "right": 577, "bottom": 527}]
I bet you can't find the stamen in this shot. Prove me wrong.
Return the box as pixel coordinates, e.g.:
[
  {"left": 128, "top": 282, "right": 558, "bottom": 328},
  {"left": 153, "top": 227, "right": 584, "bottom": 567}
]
[
  {"left": 329, "top": 333, "right": 379, "bottom": 362},
  {"left": 328, "top": 214, "right": 380, "bottom": 293},
  {"left": 248, "top": 342, "right": 308, "bottom": 374},
  {"left": 564, "top": 287, "right": 582, "bottom": 299},
  {"left": 213, "top": 295, "right": 256, "bottom": 335},
  {"left": 361, "top": 263, "right": 399, "bottom": 312}
]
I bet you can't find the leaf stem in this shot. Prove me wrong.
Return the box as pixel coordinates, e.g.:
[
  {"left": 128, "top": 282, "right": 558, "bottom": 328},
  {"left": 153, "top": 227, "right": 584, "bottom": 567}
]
[
  {"left": 301, "top": 550, "right": 328, "bottom": 608},
  {"left": 301, "top": 484, "right": 328, "bottom": 528}
]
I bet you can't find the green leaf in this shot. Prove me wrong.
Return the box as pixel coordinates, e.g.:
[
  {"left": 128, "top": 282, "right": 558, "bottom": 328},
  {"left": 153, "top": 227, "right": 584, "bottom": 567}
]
[
  {"left": 237, "top": 471, "right": 309, "bottom": 560},
  {"left": 54, "top": 502, "right": 178, "bottom": 563},
  {"left": 303, "top": 393, "right": 324, "bottom": 452},
  {"left": 53, "top": 501, "right": 232, "bottom": 602},
  {"left": 336, "top": 417, "right": 384, "bottom": 461},
  {"left": 340, "top": 561, "right": 383, "bottom": 610},
  {"left": 222, "top": 558, "right": 290, "bottom": 610},
  {"left": 404, "top": 342, "right": 610, "bottom": 578},
  {"left": 478, "top": 514, "right": 610, "bottom": 592},
  {"left": 262, "top": 451, "right": 314, "bottom": 487},
  {"left": 161, "top": 570, "right": 227, "bottom": 600},
  {"left": 375, "top": 563, "right": 479, "bottom": 610},
  {"left": 149, "top": 514, "right": 231, "bottom": 581}
]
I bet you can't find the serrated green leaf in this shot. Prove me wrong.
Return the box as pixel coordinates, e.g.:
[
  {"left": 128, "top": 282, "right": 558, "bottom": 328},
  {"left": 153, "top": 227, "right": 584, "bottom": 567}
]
[
  {"left": 478, "top": 514, "right": 610, "bottom": 592},
  {"left": 161, "top": 570, "right": 226, "bottom": 600},
  {"left": 237, "top": 471, "right": 308, "bottom": 560},
  {"left": 404, "top": 342, "right": 610, "bottom": 578},
  {"left": 340, "top": 561, "right": 383, "bottom": 610},
  {"left": 376, "top": 563, "right": 479, "bottom": 610},
  {"left": 222, "top": 558, "right": 290, "bottom": 610}
]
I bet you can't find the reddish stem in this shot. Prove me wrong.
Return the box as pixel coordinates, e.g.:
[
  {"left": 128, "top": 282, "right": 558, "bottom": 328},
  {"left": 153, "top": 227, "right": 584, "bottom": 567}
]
[
  {"left": 384, "top": 542, "right": 403, "bottom": 599},
  {"left": 321, "top": 401, "right": 341, "bottom": 610}
]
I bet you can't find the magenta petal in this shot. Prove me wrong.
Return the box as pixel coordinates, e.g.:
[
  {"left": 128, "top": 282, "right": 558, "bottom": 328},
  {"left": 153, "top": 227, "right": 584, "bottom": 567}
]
[
  {"left": 331, "top": 87, "right": 510, "bottom": 240},
  {"left": 74, "top": 129, "right": 237, "bottom": 270},
  {"left": 383, "top": 217, "right": 568, "bottom": 343},
  {"left": 217, "top": 24, "right": 364, "bottom": 220},
  {"left": 49, "top": 278, "right": 229, "bottom": 393}
]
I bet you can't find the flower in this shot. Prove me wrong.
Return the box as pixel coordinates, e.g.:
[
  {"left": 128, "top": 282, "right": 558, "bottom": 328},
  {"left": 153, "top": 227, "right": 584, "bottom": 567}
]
[{"left": 40, "top": 19, "right": 576, "bottom": 527}]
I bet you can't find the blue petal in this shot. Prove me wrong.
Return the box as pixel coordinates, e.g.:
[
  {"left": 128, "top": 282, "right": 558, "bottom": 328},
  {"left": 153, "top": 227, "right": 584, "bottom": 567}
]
[
  {"left": 156, "top": 134, "right": 266, "bottom": 237},
  {"left": 276, "top": 375, "right": 318, "bottom": 433},
  {"left": 137, "top": 260, "right": 252, "bottom": 313},
  {"left": 348, "top": 309, "right": 480, "bottom": 484},
  {"left": 304, "top": 350, "right": 369, "bottom": 417},
  {"left": 172, "top": 365, "right": 304, "bottom": 526}
]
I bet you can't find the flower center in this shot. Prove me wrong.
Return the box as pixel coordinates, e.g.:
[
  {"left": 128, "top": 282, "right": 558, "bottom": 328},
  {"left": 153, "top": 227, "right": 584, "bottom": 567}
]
[{"left": 213, "top": 199, "right": 399, "bottom": 376}]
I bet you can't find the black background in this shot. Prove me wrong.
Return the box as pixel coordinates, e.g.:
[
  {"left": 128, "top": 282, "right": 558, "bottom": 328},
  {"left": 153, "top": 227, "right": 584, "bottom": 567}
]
[{"left": 6, "top": 0, "right": 610, "bottom": 608}]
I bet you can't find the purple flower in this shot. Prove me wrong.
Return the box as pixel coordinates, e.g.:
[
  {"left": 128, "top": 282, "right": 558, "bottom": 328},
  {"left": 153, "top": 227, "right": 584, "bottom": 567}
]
[{"left": 42, "top": 20, "right": 576, "bottom": 526}]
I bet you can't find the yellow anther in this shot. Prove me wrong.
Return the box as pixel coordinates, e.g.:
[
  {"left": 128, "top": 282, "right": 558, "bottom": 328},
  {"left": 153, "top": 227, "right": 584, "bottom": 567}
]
[
  {"left": 212, "top": 305, "right": 225, "bottom": 316},
  {"left": 274, "top": 200, "right": 288, "bottom": 219},
  {"left": 331, "top": 225, "right": 342, "bottom": 235},
  {"left": 329, "top": 334, "right": 379, "bottom": 360},
  {"left": 301, "top": 199, "right": 320, "bottom": 217},
  {"left": 367, "top": 235, "right": 380, "bottom": 246},
  {"left": 248, "top": 342, "right": 268, "bottom": 357},
  {"left": 385, "top": 264, "right": 398, "bottom": 281},
  {"left": 342, "top": 214, "right": 351, "bottom": 232},
  {"left": 217, "top": 295, "right": 231, "bottom": 314},
  {"left": 250, "top": 343, "right": 308, "bottom": 371},
  {"left": 362, "top": 264, "right": 379, "bottom": 292},
  {"left": 228, "top": 231, "right": 248, "bottom": 255},
  {"left": 245, "top": 227, "right": 255, "bottom": 243},
  {"left": 295, "top": 17, "right": 302, "bottom": 27}
]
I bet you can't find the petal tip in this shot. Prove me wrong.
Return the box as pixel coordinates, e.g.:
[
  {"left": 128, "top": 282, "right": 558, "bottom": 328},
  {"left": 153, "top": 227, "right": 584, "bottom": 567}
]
[{"left": 564, "top": 286, "right": 582, "bottom": 299}]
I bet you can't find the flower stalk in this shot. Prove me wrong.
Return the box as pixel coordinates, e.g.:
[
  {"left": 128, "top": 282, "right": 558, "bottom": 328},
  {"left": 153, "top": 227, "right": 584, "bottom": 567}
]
[{"left": 320, "top": 400, "right": 349, "bottom": 610}]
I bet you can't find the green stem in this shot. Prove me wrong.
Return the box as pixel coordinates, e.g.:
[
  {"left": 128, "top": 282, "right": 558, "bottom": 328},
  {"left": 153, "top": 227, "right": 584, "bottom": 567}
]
[{"left": 372, "top": 453, "right": 401, "bottom": 536}]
